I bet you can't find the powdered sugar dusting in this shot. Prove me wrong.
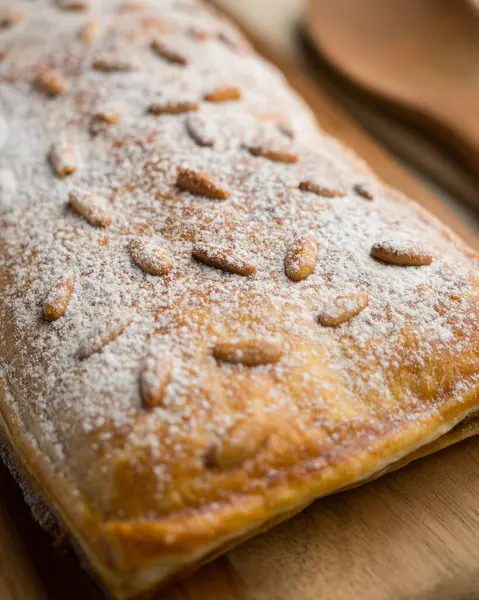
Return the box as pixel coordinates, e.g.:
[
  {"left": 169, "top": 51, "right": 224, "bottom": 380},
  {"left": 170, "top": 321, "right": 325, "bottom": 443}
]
[
  {"left": 318, "top": 291, "right": 369, "bottom": 327},
  {"left": 1, "top": 0, "right": 479, "bottom": 531},
  {"left": 371, "top": 238, "right": 433, "bottom": 266}
]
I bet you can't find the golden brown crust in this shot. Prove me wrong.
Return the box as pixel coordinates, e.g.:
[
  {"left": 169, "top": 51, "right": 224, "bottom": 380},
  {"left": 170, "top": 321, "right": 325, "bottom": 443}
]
[{"left": 2, "top": 1, "right": 479, "bottom": 599}]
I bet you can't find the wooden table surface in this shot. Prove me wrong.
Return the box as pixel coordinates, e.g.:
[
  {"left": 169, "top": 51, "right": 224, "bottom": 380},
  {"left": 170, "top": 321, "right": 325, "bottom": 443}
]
[{"left": 3, "top": 2, "right": 479, "bottom": 599}]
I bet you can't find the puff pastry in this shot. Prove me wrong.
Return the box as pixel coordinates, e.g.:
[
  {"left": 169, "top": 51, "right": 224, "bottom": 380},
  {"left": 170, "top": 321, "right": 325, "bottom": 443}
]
[{"left": 2, "top": 1, "right": 479, "bottom": 598}]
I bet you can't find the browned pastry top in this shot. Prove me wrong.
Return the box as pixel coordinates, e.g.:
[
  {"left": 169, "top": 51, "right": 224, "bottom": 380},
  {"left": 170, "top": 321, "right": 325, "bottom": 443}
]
[{"left": 1, "top": 0, "right": 479, "bottom": 596}]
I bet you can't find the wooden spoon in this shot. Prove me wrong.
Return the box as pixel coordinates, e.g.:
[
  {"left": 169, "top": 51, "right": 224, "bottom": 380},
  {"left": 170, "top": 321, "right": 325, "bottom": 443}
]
[{"left": 306, "top": 0, "right": 479, "bottom": 176}]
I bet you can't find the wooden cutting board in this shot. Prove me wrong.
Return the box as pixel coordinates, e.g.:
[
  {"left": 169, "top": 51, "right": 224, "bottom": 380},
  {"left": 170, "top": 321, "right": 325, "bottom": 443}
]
[{"left": 3, "top": 3, "right": 479, "bottom": 600}]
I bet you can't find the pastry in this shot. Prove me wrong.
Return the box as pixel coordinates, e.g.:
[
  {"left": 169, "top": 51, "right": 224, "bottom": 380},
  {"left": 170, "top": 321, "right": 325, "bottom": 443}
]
[{"left": 2, "top": 1, "right": 479, "bottom": 598}]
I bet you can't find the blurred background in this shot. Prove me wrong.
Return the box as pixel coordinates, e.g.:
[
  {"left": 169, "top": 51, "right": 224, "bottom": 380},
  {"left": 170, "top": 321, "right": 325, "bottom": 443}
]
[
  {"left": 216, "top": 0, "right": 479, "bottom": 235},
  {"left": 3, "top": 3, "right": 479, "bottom": 600}
]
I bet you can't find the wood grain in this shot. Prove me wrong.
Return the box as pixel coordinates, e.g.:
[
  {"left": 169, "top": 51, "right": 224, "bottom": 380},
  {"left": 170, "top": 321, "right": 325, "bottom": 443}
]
[{"left": 2, "top": 3, "right": 479, "bottom": 599}]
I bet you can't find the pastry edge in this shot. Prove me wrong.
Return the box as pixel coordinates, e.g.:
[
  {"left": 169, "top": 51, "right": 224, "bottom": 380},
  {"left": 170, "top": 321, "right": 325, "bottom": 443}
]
[{"left": 2, "top": 376, "right": 479, "bottom": 599}]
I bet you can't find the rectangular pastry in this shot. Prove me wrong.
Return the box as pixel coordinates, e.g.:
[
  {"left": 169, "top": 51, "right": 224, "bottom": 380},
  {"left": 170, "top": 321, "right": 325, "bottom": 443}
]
[{"left": 2, "top": 0, "right": 479, "bottom": 597}]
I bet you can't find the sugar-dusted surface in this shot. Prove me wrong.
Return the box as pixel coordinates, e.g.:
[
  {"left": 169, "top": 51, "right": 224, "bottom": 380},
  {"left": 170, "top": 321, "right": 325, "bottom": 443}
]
[
  {"left": 129, "top": 236, "right": 173, "bottom": 276},
  {"left": 42, "top": 271, "right": 76, "bottom": 322},
  {"left": 318, "top": 291, "right": 369, "bottom": 328},
  {"left": 2, "top": 0, "right": 479, "bottom": 593}
]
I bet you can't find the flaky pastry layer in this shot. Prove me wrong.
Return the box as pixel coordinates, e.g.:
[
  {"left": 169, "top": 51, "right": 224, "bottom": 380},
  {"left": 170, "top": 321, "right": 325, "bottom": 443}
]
[{"left": 2, "top": 0, "right": 479, "bottom": 597}]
